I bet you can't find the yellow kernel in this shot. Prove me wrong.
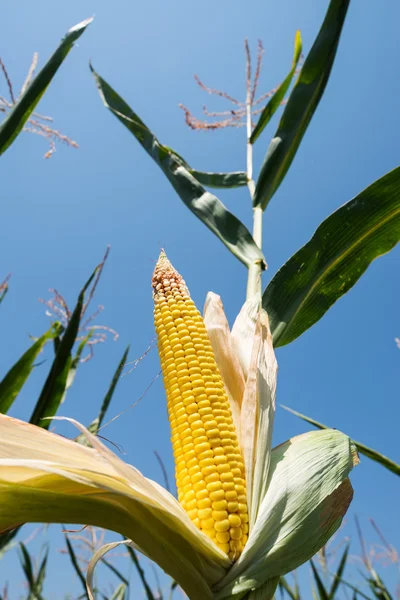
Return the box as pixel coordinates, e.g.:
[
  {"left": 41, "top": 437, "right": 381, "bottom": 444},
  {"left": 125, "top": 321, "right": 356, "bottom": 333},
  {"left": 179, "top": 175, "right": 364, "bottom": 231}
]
[
  {"left": 216, "top": 531, "right": 230, "bottom": 544},
  {"left": 212, "top": 510, "right": 228, "bottom": 521},
  {"left": 212, "top": 500, "right": 228, "bottom": 511},
  {"left": 218, "top": 543, "right": 230, "bottom": 554},
  {"left": 187, "top": 509, "right": 198, "bottom": 520},
  {"left": 214, "top": 519, "right": 230, "bottom": 532},
  {"left": 238, "top": 503, "right": 248, "bottom": 514},
  {"left": 207, "top": 482, "right": 222, "bottom": 493},
  {"left": 193, "top": 428, "right": 206, "bottom": 438},
  {"left": 187, "top": 403, "right": 198, "bottom": 414},
  {"left": 225, "top": 491, "right": 237, "bottom": 501},
  {"left": 205, "top": 428, "right": 220, "bottom": 438},
  {"left": 229, "top": 539, "right": 242, "bottom": 552},
  {"left": 199, "top": 458, "right": 214, "bottom": 468},
  {"left": 201, "top": 518, "right": 215, "bottom": 530},
  {"left": 227, "top": 502, "right": 239, "bottom": 513},
  {"left": 242, "top": 524, "right": 249, "bottom": 534},
  {"left": 209, "top": 489, "right": 225, "bottom": 501},
  {"left": 193, "top": 481, "right": 206, "bottom": 493},
  {"left": 186, "top": 500, "right": 197, "bottom": 511},
  {"left": 191, "top": 473, "right": 203, "bottom": 484},
  {"left": 194, "top": 443, "right": 210, "bottom": 455},
  {"left": 221, "top": 472, "right": 234, "bottom": 482},
  {"left": 213, "top": 447, "right": 225, "bottom": 456},
  {"left": 228, "top": 514, "right": 242, "bottom": 528},
  {"left": 197, "top": 498, "right": 212, "bottom": 510},
  {"left": 205, "top": 472, "right": 219, "bottom": 484},
  {"left": 203, "top": 528, "right": 216, "bottom": 540},
  {"left": 202, "top": 465, "right": 217, "bottom": 477},
  {"left": 214, "top": 455, "right": 228, "bottom": 465},
  {"left": 195, "top": 489, "right": 208, "bottom": 501},
  {"left": 198, "top": 508, "right": 212, "bottom": 520},
  {"left": 230, "top": 527, "right": 243, "bottom": 541},
  {"left": 190, "top": 419, "right": 203, "bottom": 430},
  {"left": 240, "top": 513, "right": 249, "bottom": 524},
  {"left": 186, "top": 459, "right": 198, "bottom": 471},
  {"left": 185, "top": 490, "right": 196, "bottom": 502},
  {"left": 217, "top": 464, "right": 231, "bottom": 474}
]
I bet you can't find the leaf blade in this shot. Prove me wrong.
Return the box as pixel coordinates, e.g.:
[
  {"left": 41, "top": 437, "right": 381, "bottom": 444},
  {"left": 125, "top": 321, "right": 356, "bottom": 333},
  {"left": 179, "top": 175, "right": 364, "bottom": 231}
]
[
  {"left": 91, "top": 66, "right": 266, "bottom": 270},
  {"left": 263, "top": 167, "right": 400, "bottom": 347},
  {"left": 189, "top": 169, "right": 248, "bottom": 189},
  {"left": 253, "top": 0, "right": 350, "bottom": 209},
  {"left": 250, "top": 30, "right": 302, "bottom": 144},
  {"left": 0, "top": 18, "right": 92, "bottom": 156},
  {"left": 0, "top": 324, "right": 59, "bottom": 414},
  {"left": 29, "top": 268, "right": 97, "bottom": 428},
  {"left": 282, "top": 405, "right": 400, "bottom": 477}
]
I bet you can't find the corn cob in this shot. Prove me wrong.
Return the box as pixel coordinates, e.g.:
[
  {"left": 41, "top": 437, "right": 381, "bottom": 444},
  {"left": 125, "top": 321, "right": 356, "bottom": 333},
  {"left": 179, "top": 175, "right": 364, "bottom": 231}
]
[{"left": 153, "top": 251, "right": 248, "bottom": 560}]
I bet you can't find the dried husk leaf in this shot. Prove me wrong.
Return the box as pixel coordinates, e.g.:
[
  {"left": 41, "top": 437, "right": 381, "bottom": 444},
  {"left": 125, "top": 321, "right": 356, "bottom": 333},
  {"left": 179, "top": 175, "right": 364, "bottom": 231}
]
[
  {"left": 0, "top": 415, "right": 229, "bottom": 600},
  {"left": 214, "top": 430, "right": 358, "bottom": 598}
]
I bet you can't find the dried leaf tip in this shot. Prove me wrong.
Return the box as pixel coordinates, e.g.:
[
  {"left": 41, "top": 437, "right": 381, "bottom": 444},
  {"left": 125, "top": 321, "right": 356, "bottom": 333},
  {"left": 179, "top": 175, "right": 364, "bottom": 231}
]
[{"left": 152, "top": 251, "right": 189, "bottom": 301}]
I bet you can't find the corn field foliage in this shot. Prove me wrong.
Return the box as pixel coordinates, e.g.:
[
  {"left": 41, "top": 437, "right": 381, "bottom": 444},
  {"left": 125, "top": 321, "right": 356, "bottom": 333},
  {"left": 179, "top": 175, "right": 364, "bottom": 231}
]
[{"left": 0, "top": 0, "right": 399, "bottom": 598}]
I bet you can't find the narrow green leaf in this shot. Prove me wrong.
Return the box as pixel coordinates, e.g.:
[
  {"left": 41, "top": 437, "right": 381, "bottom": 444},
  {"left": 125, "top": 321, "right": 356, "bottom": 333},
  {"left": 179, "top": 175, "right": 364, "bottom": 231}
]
[
  {"left": 253, "top": 0, "right": 350, "bottom": 209},
  {"left": 19, "top": 542, "right": 34, "bottom": 586},
  {"left": 29, "top": 267, "right": 97, "bottom": 428},
  {"left": 282, "top": 405, "right": 400, "bottom": 477},
  {"left": 263, "top": 167, "right": 400, "bottom": 347},
  {"left": 35, "top": 546, "right": 49, "bottom": 593},
  {"left": 0, "top": 287, "right": 8, "bottom": 305},
  {"left": 328, "top": 543, "right": 349, "bottom": 598},
  {"left": 126, "top": 546, "right": 155, "bottom": 600},
  {"left": 250, "top": 31, "right": 302, "bottom": 144},
  {"left": 89, "top": 345, "right": 129, "bottom": 434},
  {"left": 0, "top": 324, "right": 59, "bottom": 414},
  {"left": 310, "top": 560, "right": 329, "bottom": 600},
  {"left": 64, "top": 534, "right": 89, "bottom": 599},
  {"left": 189, "top": 169, "right": 248, "bottom": 189},
  {"left": 91, "top": 66, "right": 266, "bottom": 271},
  {"left": 0, "top": 18, "right": 92, "bottom": 156},
  {"left": 278, "top": 576, "right": 299, "bottom": 600},
  {"left": 110, "top": 584, "right": 128, "bottom": 600}
]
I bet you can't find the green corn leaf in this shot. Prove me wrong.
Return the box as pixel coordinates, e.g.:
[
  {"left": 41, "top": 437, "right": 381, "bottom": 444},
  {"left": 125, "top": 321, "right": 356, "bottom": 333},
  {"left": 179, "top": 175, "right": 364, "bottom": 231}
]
[
  {"left": 29, "top": 267, "right": 98, "bottom": 428},
  {"left": 110, "top": 584, "right": 128, "bottom": 600},
  {"left": 253, "top": 0, "right": 350, "bottom": 210},
  {"left": 250, "top": 31, "right": 302, "bottom": 144},
  {"left": 278, "top": 576, "right": 300, "bottom": 600},
  {"left": 263, "top": 166, "right": 400, "bottom": 347},
  {"left": 0, "top": 324, "right": 60, "bottom": 414},
  {"left": 19, "top": 542, "right": 47, "bottom": 600},
  {"left": 0, "top": 287, "right": 8, "bottom": 305},
  {"left": 161, "top": 146, "right": 248, "bottom": 189},
  {"left": 0, "top": 18, "right": 92, "bottom": 156},
  {"left": 35, "top": 546, "right": 49, "bottom": 594},
  {"left": 91, "top": 66, "right": 266, "bottom": 271},
  {"left": 328, "top": 543, "right": 349, "bottom": 598},
  {"left": 189, "top": 169, "right": 248, "bottom": 189},
  {"left": 282, "top": 405, "right": 400, "bottom": 477},
  {"left": 64, "top": 534, "right": 89, "bottom": 599},
  {"left": 19, "top": 542, "right": 34, "bottom": 586},
  {"left": 87, "top": 345, "right": 129, "bottom": 435},
  {"left": 127, "top": 546, "right": 156, "bottom": 600},
  {"left": 310, "top": 560, "right": 329, "bottom": 600},
  {"left": 102, "top": 558, "right": 129, "bottom": 586}
]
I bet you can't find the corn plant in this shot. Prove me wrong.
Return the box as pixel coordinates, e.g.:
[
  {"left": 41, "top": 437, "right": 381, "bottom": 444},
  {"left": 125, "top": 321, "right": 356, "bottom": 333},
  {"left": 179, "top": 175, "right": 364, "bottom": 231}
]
[
  {"left": 0, "top": 0, "right": 398, "bottom": 599},
  {"left": 90, "top": 0, "right": 399, "bottom": 474}
]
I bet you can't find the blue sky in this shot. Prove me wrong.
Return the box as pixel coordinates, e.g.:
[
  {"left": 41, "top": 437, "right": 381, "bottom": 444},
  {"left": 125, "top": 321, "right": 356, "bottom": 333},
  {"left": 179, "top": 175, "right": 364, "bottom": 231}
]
[{"left": 1, "top": 0, "right": 399, "bottom": 596}]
